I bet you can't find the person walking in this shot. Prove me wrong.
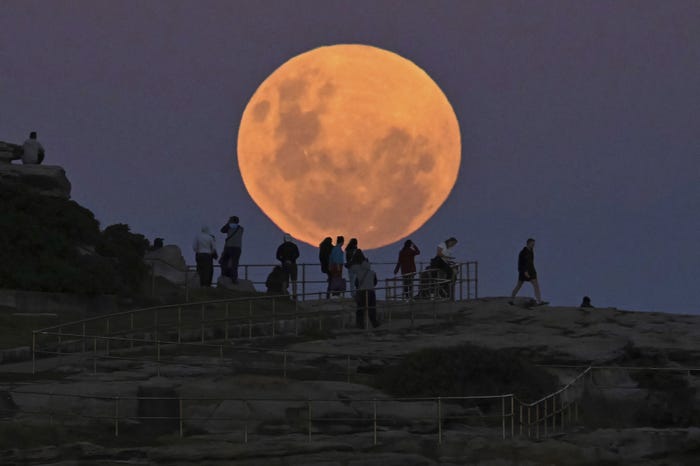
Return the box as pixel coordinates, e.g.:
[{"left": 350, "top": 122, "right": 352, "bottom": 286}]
[
  {"left": 351, "top": 252, "right": 380, "bottom": 328},
  {"left": 394, "top": 239, "right": 420, "bottom": 299},
  {"left": 192, "top": 226, "right": 217, "bottom": 287},
  {"left": 276, "top": 233, "right": 300, "bottom": 299},
  {"left": 319, "top": 237, "right": 333, "bottom": 299},
  {"left": 510, "top": 238, "right": 546, "bottom": 305},
  {"left": 219, "top": 216, "right": 244, "bottom": 282},
  {"left": 21, "top": 131, "right": 45, "bottom": 164}
]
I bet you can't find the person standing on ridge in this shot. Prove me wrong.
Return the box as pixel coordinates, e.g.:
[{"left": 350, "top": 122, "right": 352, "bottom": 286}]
[
  {"left": 345, "top": 238, "right": 359, "bottom": 297},
  {"left": 394, "top": 239, "right": 420, "bottom": 299},
  {"left": 219, "top": 216, "right": 244, "bottom": 283},
  {"left": 350, "top": 251, "right": 380, "bottom": 329},
  {"left": 510, "top": 238, "right": 546, "bottom": 305},
  {"left": 192, "top": 226, "right": 217, "bottom": 287},
  {"left": 21, "top": 131, "right": 45, "bottom": 164},
  {"left": 318, "top": 237, "right": 334, "bottom": 298},
  {"left": 328, "top": 236, "right": 346, "bottom": 297},
  {"left": 276, "top": 233, "right": 300, "bottom": 299}
]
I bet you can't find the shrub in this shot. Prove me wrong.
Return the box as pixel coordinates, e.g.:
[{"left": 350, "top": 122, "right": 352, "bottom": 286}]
[{"left": 375, "top": 343, "right": 559, "bottom": 401}]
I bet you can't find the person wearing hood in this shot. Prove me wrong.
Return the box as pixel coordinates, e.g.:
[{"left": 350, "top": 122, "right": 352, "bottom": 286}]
[
  {"left": 350, "top": 252, "right": 380, "bottom": 329},
  {"left": 192, "top": 226, "right": 217, "bottom": 287},
  {"left": 318, "top": 237, "right": 334, "bottom": 299},
  {"left": 276, "top": 233, "right": 300, "bottom": 299},
  {"left": 220, "top": 216, "right": 244, "bottom": 282}
]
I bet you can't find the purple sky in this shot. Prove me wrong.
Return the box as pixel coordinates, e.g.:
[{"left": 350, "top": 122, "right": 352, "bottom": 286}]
[{"left": 2, "top": 1, "right": 698, "bottom": 314}]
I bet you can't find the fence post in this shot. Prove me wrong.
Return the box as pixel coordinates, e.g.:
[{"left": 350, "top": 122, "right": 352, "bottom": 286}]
[
  {"left": 272, "top": 299, "right": 276, "bottom": 337},
  {"left": 307, "top": 401, "right": 312, "bottom": 442},
  {"left": 248, "top": 301, "right": 253, "bottom": 340},
  {"left": 364, "top": 291, "right": 369, "bottom": 331},
  {"left": 154, "top": 310, "right": 159, "bottom": 342},
  {"left": 301, "top": 264, "right": 306, "bottom": 300},
  {"left": 459, "top": 263, "right": 464, "bottom": 301},
  {"left": 283, "top": 350, "right": 287, "bottom": 380},
  {"left": 177, "top": 307, "right": 182, "bottom": 343},
  {"left": 179, "top": 398, "right": 184, "bottom": 438},
  {"left": 437, "top": 396, "right": 442, "bottom": 444},
  {"left": 32, "top": 332, "right": 36, "bottom": 375},
  {"left": 373, "top": 399, "right": 378, "bottom": 445},
  {"left": 519, "top": 403, "right": 523, "bottom": 436},
  {"left": 114, "top": 396, "right": 119, "bottom": 437},
  {"left": 544, "top": 398, "right": 548, "bottom": 437},
  {"left": 536, "top": 403, "right": 539, "bottom": 439},
  {"left": 528, "top": 406, "right": 531, "bottom": 438},
  {"left": 225, "top": 304, "right": 229, "bottom": 341},
  {"left": 105, "top": 318, "right": 110, "bottom": 356},
  {"left": 511, "top": 395, "right": 515, "bottom": 438},
  {"left": 93, "top": 337, "right": 97, "bottom": 374},
  {"left": 501, "top": 396, "right": 506, "bottom": 440},
  {"left": 474, "top": 261, "right": 479, "bottom": 298},
  {"left": 185, "top": 268, "right": 189, "bottom": 303},
  {"left": 201, "top": 304, "right": 205, "bottom": 344}
]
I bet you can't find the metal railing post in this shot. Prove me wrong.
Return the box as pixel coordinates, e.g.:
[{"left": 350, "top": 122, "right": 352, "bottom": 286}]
[
  {"left": 501, "top": 396, "right": 506, "bottom": 440},
  {"left": 177, "top": 307, "right": 182, "bottom": 343},
  {"left": 283, "top": 350, "right": 287, "bottom": 380},
  {"left": 307, "top": 401, "right": 312, "bottom": 442},
  {"left": 272, "top": 299, "right": 276, "bottom": 337},
  {"left": 301, "top": 264, "right": 306, "bottom": 300},
  {"left": 248, "top": 301, "right": 253, "bottom": 339},
  {"left": 32, "top": 332, "right": 36, "bottom": 374},
  {"left": 373, "top": 399, "right": 378, "bottom": 445},
  {"left": 114, "top": 396, "right": 119, "bottom": 437},
  {"left": 93, "top": 337, "right": 97, "bottom": 374},
  {"left": 185, "top": 268, "right": 189, "bottom": 303},
  {"left": 474, "top": 261, "right": 479, "bottom": 298},
  {"left": 225, "top": 304, "right": 229, "bottom": 341},
  {"left": 437, "top": 397, "right": 442, "bottom": 444},
  {"left": 201, "top": 304, "right": 205, "bottom": 344},
  {"left": 536, "top": 403, "right": 540, "bottom": 439},
  {"left": 544, "top": 398, "right": 548, "bottom": 437},
  {"left": 179, "top": 398, "right": 184, "bottom": 438},
  {"left": 105, "top": 319, "right": 110, "bottom": 356},
  {"left": 511, "top": 395, "right": 515, "bottom": 438}
]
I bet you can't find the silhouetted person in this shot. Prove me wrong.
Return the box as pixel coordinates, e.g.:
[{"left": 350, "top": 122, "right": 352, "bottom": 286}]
[
  {"left": 219, "top": 216, "right": 244, "bottom": 282},
  {"left": 22, "top": 131, "right": 45, "bottom": 164},
  {"left": 510, "top": 238, "right": 545, "bottom": 305},
  {"left": 328, "top": 236, "right": 346, "bottom": 297},
  {"left": 350, "top": 253, "right": 380, "bottom": 329},
  {"left": 394, "top": 239, "right": 421, "bottom": 299},
  {"left": 192, "top": 226, "right": 217, "bottom": 287},
  {"left": 276, "top": 233, "right": 300, "bottom": 299},
  {"left": 580, "top": 296, "right": 594, "bottom": 308},
  {"left": 431, "top": 237, "right": 457, "bottom": 279},
  {"left": 318, "top": 237, "right": 333, "bottom": 298},
  {"left": 266, "top": 265, "right": 288, "bottom": 295},
  {"left": 345, "top": 238, "right": 359, "bottom": 297},
  {"left": 151, "top": 238, "right": 164, "bottom": 250}
]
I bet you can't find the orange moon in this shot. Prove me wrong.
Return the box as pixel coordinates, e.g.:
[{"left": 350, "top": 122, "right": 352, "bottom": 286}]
[{"left": 237, "top": 44, "right": 461, "bottom": 249}]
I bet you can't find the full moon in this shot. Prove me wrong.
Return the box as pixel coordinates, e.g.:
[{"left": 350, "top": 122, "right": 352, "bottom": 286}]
[{"left": 237, "top": 44, "right": 461, "bottom": 249}]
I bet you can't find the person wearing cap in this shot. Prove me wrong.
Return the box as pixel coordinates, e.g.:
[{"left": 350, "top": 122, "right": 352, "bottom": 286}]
[{"left": 276, "top": 233, "right": 300, "bottom": 299}]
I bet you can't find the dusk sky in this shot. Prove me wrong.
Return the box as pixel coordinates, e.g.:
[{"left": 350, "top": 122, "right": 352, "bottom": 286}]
[{"left": 2, "top": 1, "right": 698, "bottom": 314}]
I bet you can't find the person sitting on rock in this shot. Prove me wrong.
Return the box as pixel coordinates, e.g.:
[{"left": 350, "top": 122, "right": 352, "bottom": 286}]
[
  {"left": 21, "top": 131, "right": 45, "bottom": 165},
  {"left": 265, "top": 265, "right": 288, "bottom": 295}
]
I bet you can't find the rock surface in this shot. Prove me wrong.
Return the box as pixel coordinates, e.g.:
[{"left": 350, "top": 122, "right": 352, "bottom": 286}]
[
  {"left": 0, "top": 163, "right": 71, "bottom": 198},
  {"left": 1, "top": 297, "right": 699, "bottom": 464}
]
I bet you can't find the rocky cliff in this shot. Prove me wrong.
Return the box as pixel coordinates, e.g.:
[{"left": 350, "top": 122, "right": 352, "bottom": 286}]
[{"left": 0, "top": 140, "right": 71, "bottom": 198}]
